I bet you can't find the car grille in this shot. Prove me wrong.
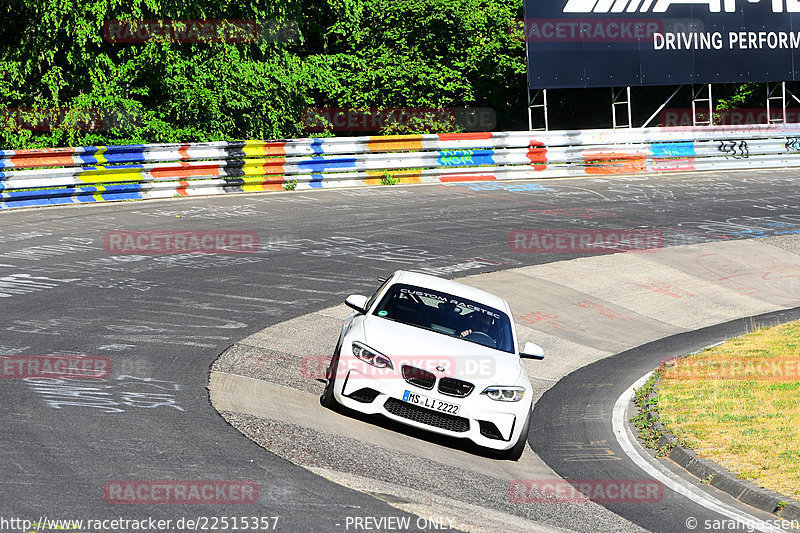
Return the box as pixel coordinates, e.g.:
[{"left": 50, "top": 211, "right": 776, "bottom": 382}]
[
  {"left": 384, "top": 398, "right": 470, "bottom": 433},
  {"left": 402, "top": 365, "right": 435, "bottom": 390},
  {"left": 438, "top": 377, "right": 474, "bottom": 398}
]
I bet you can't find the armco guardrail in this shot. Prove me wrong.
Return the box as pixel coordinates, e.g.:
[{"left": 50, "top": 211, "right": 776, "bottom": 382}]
[{"left": 3, "top": 124, "right": 800, "bottom": 209}]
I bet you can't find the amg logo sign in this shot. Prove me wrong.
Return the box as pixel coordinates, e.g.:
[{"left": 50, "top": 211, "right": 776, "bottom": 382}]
[{"left": 563, "top": 0, "right": 800, "bottom": 13}]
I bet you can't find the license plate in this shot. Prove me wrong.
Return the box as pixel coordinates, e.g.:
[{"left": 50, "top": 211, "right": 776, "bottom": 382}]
[{"left": 402, "top": 390, "right": 460, "bottom": 415}]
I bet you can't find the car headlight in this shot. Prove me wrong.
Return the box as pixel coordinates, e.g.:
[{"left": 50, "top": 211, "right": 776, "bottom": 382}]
[
  {"left": 481, "top": 386, "right": 526, "bottom": 402},
  {"left": 352, "top": 342, "right": 394, "bottom": 370}
]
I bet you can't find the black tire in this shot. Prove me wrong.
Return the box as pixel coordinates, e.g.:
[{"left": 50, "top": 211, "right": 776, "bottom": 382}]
[
  {"left": 500, "top": 409, "right": 532, "bottom": 461},
  {"left": 320, "top": 350, "right": 340, "bottom": 410}
]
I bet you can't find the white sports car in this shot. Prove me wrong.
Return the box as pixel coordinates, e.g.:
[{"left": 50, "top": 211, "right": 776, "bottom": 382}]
[{"left": 320, "top": 270, "right": 544, "bottom": 460}]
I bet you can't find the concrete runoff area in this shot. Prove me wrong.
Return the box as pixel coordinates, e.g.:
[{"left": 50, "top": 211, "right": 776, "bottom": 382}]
[{"left": 209, "top": 235, "right": 800, "bottom": 532}]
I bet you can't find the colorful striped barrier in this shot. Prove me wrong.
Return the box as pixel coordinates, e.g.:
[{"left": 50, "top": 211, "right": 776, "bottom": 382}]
[{"left": 3, "top": 125, "right": 800, "bottom": 209}]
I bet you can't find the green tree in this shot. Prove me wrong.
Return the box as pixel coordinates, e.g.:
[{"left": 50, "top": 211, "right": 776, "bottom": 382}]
[{"left": 0, "top": 0, "right": 526, "bottom": 149}]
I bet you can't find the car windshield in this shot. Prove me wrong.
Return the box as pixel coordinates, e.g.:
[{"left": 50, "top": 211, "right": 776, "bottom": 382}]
[{"left": 372, "top": 283, "right": 514, "bottom": 353}]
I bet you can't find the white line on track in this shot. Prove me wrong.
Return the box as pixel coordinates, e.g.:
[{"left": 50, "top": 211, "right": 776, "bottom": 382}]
[{"left": 613, "top": 372, "right": 786, "bottom": 533}]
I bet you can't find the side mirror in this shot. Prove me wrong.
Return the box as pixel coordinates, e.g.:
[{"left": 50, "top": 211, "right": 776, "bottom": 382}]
[
  {"left": 520, "top": 342, "right": 545, "bottom": 360},
  {"left": 345, "top": 294, "right": 369, "bottom": 314}
]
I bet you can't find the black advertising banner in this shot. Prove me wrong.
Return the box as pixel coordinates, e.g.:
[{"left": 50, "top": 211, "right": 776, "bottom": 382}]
[{"left": 524, "top": 0, "right": 800, "bottom": 89}]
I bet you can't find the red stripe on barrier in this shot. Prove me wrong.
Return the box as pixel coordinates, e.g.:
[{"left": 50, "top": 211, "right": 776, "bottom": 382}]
[
  {"left": 583, "top": 151, "right": 647, "bottom": 175},
  {"left": 9, "top": 154, "right": 76, "bottom": 168},
  {"left": 262, "top": 143, "right": 287, "bottom": 156},
  {"left": 527, "top": 140, "right": 547, "bottom": 171},
  {"left": 262, "top": 159, "right": 287, "bottom": 175},
  {"left": 176, "top": 180, "right": 190, "bottom": 196},
  {"left": 6, "top": 147, "right": 78, "bottom": 157},
  {"left": 179, "top": 143, "right": 191, "bottom": 160},
  {"left": 150, "top": 162, "right": 223, "bottom": 180}
]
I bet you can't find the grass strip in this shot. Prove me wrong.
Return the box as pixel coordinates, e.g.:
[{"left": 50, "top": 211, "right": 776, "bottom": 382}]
[{"left": 653, "top": 321, "right": 800, "bottom": 500}]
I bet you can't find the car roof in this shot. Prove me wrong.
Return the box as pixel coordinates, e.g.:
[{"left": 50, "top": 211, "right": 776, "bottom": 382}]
[{"left": 390, "top": 270, "right": 511, "bottom": 314}]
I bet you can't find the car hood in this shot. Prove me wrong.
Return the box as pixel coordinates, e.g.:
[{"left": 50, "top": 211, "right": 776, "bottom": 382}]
[{"left": 356, "top": 316, "right": 525, "bottom": 385}]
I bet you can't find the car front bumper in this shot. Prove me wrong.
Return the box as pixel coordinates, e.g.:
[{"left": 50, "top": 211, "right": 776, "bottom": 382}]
[{"left": 334, "top": 366, "right": 530, "bottom": 451}]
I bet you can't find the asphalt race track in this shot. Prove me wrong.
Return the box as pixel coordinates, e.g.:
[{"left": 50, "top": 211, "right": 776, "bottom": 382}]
[
  {"left": 531, "top": 307, "right": 800, "bottom": 533},
  {"left": 2, "top": 169, "right": 800, "bottom": 532}
]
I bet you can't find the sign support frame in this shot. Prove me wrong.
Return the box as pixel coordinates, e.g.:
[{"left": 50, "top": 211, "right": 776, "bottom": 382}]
[
  {"left": 528, "top": 88, "right": 550, "bottom": 131},
  {"left": 612, "top": 87, "right": 633, "bottom": 129},
  {"left": 692, "top": 84, "right": 713, "bottom": 127}
]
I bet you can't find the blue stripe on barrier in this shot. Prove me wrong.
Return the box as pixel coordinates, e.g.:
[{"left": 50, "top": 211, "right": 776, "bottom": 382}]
[
  {"left": 103, "top": 144, "right": 148, "bottom": 153},
  {"left": 79, "top": 146, "right": 104, "bottom": 154},
  {"left": 0, "top": 183, "right": 145, "bottom": 202},
  {"left": 0, "top": 196, "right": 78, "bottom": 208},
  {"left": 81, "top": 164, "right": 146, "bottom": 171},
  {"left": 89, "top": 183, "right": 145, "bottom": 194},
  {"left": 101, "top": 191, "right": 144, "bottom": 201},
  {"left": 651, "top": 142, "right": 696, "bottom": 158},
  {"left": 1, "top": 188, "right": 81, "bottom": 200},
  {"left": 74, "top": 189, "right": 102, "bottom": 202},
  {"left": 94, "top": 151, "right": 149, "bottom": 164},
  {"left": 308, "top": 174, "right": 324, "bottom": 188},
  {"left": 297, "top": 156, "right": 358, "bottom": 172},
  {"left": 310, "top": 139, "right": 325, "bottom": 155}
]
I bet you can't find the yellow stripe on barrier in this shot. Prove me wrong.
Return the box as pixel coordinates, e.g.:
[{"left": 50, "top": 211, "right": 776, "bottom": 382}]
[
  {"left": 78, "top": 167, "right": 146, "bottom": 183},
  {"left": 92, "top": 184, "right": 107, "bottom": 201},
  {"left": 368, "top": 135, "right": 424, "bottom": 152},
  {"left": 243, "top": 160, "right": 271, "bottom": 176},
  {"left": 239, "top": 175, "right": 285, "bottom": 192},
  {"left": 93, "top": 147, "right": 108, "bottom": 165},
  {"left": 242, "top": 141, "right": 268, "bottom": 158}
]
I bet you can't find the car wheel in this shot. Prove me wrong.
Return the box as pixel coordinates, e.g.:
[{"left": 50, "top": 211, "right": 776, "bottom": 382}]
[
  {"left": 320, "top": 349, "right": 340, "bottom": 410},
  {"left": 500, "top": 409, "right": 531, "bottom": 461}
]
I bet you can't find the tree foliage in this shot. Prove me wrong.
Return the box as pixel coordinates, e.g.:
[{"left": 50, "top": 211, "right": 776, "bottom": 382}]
[{"left": 0, "top": 0, "right": 525, "bottom": 148}]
